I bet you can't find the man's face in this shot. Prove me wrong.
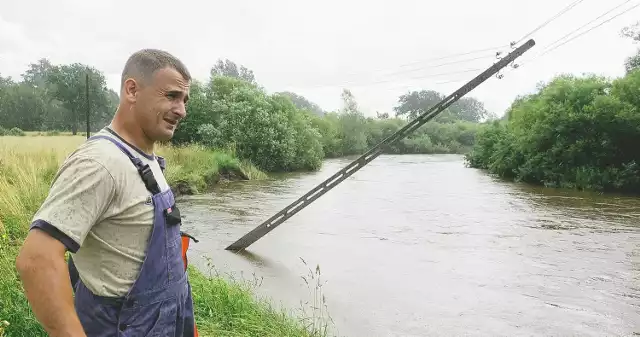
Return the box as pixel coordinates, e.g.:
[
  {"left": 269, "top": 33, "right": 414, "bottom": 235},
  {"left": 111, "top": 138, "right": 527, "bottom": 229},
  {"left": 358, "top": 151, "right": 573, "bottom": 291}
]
[{"left": 134, "top": 67, "right": 190, "bottom": 142}]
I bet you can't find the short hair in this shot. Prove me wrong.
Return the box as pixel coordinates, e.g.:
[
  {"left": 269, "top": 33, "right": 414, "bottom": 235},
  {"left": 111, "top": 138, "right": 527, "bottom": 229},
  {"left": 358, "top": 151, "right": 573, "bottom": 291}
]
[{"left": 120, "top": 49, "right": 191, "bottom": 89}]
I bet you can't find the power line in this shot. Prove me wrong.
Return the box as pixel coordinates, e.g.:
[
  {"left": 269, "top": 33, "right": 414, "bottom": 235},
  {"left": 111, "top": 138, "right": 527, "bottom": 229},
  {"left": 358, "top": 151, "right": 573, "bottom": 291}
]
[
  {"left": 301, "top": 67, "right": 485, "bottom": 89},
  {"left": 539, "top": 0, "right": 633, "bottom": 56},
  {"left": 331, "top": 54, "right": 497, "bottom": 86},
  {"left": 291, "top": 1, "right": 589, "bottom": 90},
  {"left": 288, "top": 1, "right": 588, "bottom": 90},
  {"left": 377, "top": 54, "right": 496, "bottom": 76},
  {"left": 540, "top": 1, "right": 640, "bottom": 56},
  {"left": 512, "top": 0, "right": 587, "bottom": 46},
  {"left": 326, "top": 46, "right": 508, "bottom": 83},
  {"left": 517, "top": 1, "right": 639, "bottom": 67},
  {"left": 374, "top": 0, "right": 590, "bottom": 87},
  {"left": 382, "top": 77, "right": 473, "bottom": 92},
  {"left": 394, "top": 45, "right": 509, "bottom": 68}
]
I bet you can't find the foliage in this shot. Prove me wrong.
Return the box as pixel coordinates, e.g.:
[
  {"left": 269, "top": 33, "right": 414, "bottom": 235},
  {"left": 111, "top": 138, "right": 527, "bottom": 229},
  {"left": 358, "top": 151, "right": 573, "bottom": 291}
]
[
  {"left": 159, "top": 143, "right": 267, "bottom": 195},
  {"left": 174, "top": 76, "right": 484, "bottom": 166},
  {"left": 7, "top": 128, "right": 24, "bottom": 137},
  {"left": 3, "top": 57, "right": 491, "bottom": 175},
  {"left": 622, "top": 21, "right": 640, "bottom": 73},
  {"left": 393, "top": 89, "right": 495, "bottom": 122},
  {"left": 191, "top": 257, "right": 335, "bottom": 337},
  {"left": 210, "top": 59, "right": 256, "bottom": 84},
  {"left": 621, "top": 21, "right": 640, "bottom": 42},
  {"left": 276, "top": 91, "right": 325, "bottom": 116},
  {"left": 625, "top": 51, "right": 640, "bottom": 73},
  {"left": 0, "top": 59, "right": 118, "bottom": 134},
  {"left": 174, "top": 76, "right": 324, "bottom": 172},
  {"left": 466, "top": 70, "right": 640, "bottom": 193},
  {"left": 307, "top": 111, "right": 481, "bottom": 158}
]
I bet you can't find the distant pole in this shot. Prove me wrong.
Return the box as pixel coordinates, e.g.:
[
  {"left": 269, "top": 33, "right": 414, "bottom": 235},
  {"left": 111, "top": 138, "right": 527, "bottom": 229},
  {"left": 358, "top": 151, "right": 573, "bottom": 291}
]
[{"left": 86, "top": 72, "right": 90, "bottom": 139}]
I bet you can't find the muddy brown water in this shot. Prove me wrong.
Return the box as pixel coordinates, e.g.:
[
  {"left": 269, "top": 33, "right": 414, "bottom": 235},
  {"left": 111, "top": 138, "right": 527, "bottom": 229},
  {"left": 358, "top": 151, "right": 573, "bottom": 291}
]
[{"left": 178, "top": 154, "right": 640, "bottom": 337}]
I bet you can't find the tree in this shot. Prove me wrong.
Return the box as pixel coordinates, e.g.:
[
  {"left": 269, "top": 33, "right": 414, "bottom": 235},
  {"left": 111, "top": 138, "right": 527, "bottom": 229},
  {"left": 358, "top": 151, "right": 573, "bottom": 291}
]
[
  {"left": 210, "top": 59, "right": 256, "bottom": 84},
  {"left": 340, "top": 89, "right": 359, "bottom": 114},
  {"left": 394, "top": 90, "right": 444, "bottom": 119},
  {"left": 276, "top": 91, "right": 325, "bottom": 116},
  {"left": 449, "top": 97, "right": 491, "bottom": 122},
  {"left": 0, "top": 83, "right": 48, "bottom": 130},
  {"left": 466, "top": 72, "right": 640, "bottom": 193},
  {"left": 174, "top": 75, "right": 324, "bottom": 172},
  {"left": 622, "top": 21, "right": 640, "bottom": 73},
  {"left": 376, "top": 111, "right": 389, "bottom": 119},
  {"left": 338, "top": 89, "right": 368, "bottom": 154},
  {"left": 622, "top": 21, "right": 640, "bottom": 42},
  {"left": 0, "top": 74, "right": 14, "bottom": 86},
  {"left": 624, "top": 52, "right": 640, "bottom": 74},
  {"left": 393, "top": 89, "right": 491, "bottom": 122},
  {"left": 47, "top": 63, "right": 111, "bottom": 135},
  {"left": 21, "top": 58, "right": 55, "bottom": 90}
]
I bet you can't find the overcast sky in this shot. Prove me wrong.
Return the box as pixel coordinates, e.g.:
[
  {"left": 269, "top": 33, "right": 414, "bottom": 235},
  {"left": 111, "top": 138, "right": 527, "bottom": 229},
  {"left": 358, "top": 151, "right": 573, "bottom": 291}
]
[{"left": 1, "top": 0, "right": 638, "bottom": 117}]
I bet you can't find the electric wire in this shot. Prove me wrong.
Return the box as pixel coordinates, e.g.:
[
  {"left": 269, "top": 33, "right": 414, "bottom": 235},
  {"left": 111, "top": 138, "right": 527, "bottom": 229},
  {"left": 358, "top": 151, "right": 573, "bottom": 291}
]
[
  {"left": 518, "top": 0, "right": 640, "bottom": 67},
  {"left": 294, "top": 1, "right": 590, "bottom": 89},
  {"left": 302, "top": 67, "right": 485, "bottom": 89},
  {"left": 540, "top": 1, "right": 640, "bottom": 57},
  {"left": 511, "top": 0, "right": 587, "bottom": 46}
]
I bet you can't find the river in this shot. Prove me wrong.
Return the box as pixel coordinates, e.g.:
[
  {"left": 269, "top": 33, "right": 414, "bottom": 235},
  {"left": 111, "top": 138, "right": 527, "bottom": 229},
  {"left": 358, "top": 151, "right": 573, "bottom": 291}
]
[{"left": 178, "top": 154, "right": 640, "bottom": 337}]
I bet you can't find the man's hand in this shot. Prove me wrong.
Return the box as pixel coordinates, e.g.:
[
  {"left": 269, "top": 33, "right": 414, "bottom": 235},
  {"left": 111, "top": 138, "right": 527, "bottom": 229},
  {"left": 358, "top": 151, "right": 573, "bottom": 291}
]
[{"left": 16, "top": 228, "right": 87, "bottom": 337}]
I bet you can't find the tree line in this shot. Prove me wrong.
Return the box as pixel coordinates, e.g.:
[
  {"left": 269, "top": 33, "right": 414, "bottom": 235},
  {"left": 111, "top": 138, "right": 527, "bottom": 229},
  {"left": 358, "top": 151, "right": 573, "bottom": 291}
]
[
  {"left": 465, "top": 22, "right": 640, "bottom": 194},
  {"left": 0, "top": 57, "right": 491, "bottom": 173},
  {"left": 0, "top": 59, "right": 118, "bottom": 135}
]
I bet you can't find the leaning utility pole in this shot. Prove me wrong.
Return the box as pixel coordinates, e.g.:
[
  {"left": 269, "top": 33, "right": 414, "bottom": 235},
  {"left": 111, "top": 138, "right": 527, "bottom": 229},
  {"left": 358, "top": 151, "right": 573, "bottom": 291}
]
[
  {"left": 226, "top": 39, "right": 536, "bottom": 252},
  {"left": 85, "top": 72, "right": 91, "bottom": 139}
]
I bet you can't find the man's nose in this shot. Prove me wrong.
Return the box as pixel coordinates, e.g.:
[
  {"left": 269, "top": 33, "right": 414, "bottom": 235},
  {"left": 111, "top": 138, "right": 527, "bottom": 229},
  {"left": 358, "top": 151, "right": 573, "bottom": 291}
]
[{"left": 173, "top": 103, "right": 187, "bottom": 118}]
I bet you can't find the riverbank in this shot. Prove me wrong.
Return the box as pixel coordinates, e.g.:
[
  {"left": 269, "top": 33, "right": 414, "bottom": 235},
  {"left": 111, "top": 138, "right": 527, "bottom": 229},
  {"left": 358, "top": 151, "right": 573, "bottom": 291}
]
[
  {"left": 465, "top": 70, "right": 640, "bottom": 194},
  {"left": 0, "top": 135, "right": 332, "bottom": 337}
]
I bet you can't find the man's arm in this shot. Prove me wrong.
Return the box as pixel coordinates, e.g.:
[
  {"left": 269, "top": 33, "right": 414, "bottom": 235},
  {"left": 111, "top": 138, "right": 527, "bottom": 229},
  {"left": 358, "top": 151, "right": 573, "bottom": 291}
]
[
  {"left": 15, "top": 153, "right": 116, "bottom": 337},
  {"left": 16, "top": 229, "right": 86, "bottom": 337}
]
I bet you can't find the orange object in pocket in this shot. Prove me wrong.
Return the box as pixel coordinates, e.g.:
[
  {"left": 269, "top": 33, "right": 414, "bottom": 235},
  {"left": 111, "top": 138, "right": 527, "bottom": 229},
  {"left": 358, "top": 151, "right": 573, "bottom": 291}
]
[{"left": 181, "top": 231, "right": 200, "bottom": 337}]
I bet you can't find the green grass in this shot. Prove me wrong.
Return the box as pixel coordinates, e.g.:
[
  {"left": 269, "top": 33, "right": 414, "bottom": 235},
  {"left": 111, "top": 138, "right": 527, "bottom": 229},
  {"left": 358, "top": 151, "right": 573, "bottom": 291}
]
[
  {"left": 191, "top": 257, "right": 334, "bottom": 337},
  {"left": 0, "top": 135, "right": 335, "bottom": 337},
  {"left": 159, "top": 143, "right": 267, "bottom": 195}
]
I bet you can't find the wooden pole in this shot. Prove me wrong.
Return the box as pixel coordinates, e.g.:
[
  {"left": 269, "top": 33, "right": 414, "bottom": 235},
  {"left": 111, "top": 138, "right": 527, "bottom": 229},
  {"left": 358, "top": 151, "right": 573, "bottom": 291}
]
[{"left": 86, "top": 72, "right": 90, "bottom": 139}]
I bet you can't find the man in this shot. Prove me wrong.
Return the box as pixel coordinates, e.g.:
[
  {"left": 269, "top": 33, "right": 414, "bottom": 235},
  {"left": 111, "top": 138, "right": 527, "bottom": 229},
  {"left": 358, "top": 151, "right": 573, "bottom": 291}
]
[{"left": 16, "top": 49, "right": 197, "bottom": 337}]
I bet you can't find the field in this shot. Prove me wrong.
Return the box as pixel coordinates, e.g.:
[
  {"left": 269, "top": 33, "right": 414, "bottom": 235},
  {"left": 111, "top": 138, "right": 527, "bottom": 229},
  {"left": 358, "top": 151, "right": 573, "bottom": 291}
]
[{"left": 0, "top": 135, "right": 333, "bottom": 337}]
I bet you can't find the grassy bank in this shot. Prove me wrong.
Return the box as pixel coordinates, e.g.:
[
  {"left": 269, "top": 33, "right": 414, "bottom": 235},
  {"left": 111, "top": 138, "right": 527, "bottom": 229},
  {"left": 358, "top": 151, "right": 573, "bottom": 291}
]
[{"left": 0, "top": 135, "right": 331, "bottom": 337}]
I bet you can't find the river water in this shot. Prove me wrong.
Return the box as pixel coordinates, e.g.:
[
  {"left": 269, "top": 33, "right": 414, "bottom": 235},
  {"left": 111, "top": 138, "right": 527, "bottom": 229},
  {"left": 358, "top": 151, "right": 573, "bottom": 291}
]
[{"left": 179, "top": 154, "right": 640, "bottom": 337}]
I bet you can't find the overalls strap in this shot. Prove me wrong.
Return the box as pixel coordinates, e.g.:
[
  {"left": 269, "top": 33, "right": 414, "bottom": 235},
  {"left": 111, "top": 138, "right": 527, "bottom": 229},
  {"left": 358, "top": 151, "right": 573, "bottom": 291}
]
[{"left": 88, "top": 135, "right": 162, "bottom": 195}]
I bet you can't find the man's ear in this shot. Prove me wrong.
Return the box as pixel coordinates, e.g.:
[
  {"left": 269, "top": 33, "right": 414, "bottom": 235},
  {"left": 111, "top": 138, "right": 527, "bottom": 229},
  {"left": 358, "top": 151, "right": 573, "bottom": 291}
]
[{"left": 123, "top": 78, "right": 139, "bottom": 104}]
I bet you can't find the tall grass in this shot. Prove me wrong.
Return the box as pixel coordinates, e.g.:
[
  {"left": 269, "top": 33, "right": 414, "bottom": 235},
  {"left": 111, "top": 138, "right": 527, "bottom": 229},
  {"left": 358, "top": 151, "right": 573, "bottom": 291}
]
[
  {"left": 0, "top": 138, "right": 65, "bottom": 337},
  {"left": 191, "top": 257, "right": 336, "bottom": 337},
  {"left": 158, "top": 143, "right": 267, "bottom": 195},
  {"left": 0, "top": 135, "right": 335, "bottom": 337}
]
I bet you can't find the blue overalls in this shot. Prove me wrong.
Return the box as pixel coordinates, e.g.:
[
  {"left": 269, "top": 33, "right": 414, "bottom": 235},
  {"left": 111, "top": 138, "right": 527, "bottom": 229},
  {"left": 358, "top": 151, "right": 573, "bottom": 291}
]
[{"left": 67, "top": 135, "right": 197, "bottom": 337}]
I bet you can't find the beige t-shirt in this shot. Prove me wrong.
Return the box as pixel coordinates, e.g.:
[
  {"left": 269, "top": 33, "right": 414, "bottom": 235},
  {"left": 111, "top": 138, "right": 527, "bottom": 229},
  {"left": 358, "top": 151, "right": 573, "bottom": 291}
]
[{"left": 31, "top": 126, "right": 170, "bottom": 297}]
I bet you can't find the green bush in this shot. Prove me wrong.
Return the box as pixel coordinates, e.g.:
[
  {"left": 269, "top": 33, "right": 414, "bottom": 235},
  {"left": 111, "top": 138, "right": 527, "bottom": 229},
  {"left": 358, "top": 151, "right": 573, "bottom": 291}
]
[
  {"left": 306, "top": 113, "right": 480, "bottom": 158},
  {"left": 7, "top": 128, "right": 24, "bottom": 136},
  {"left": 466, "top": 70, "right": 640, "bottom": 193},
  {"left": 174, "top": 77, "right": 324, "bottom": 172}
]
